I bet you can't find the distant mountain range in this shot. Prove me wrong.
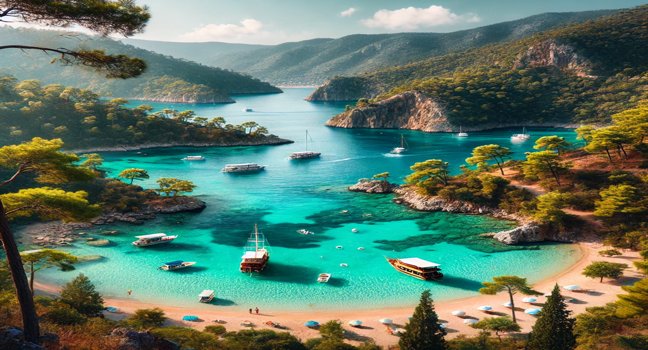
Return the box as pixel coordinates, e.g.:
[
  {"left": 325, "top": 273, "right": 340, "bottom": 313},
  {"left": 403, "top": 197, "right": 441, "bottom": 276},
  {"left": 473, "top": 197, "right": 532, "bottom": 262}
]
[
  {"left": 0, "top": 27, "right": 280, "bottom": 103},
  {"left": 123, "top": 9, "right": 616, "bottom": 86}
]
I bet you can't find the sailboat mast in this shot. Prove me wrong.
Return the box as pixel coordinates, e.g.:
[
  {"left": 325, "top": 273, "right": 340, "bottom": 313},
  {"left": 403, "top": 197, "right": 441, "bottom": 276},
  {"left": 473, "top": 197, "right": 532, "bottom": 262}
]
[
  {"left": 401, "top": 134, "right": 404, "bottom": 148},
  {"left": 254, "top": 224, "right": 259, "bottom": 253},
  {"left": 305, "top": 130, "right": 308, "bottom": 151}
]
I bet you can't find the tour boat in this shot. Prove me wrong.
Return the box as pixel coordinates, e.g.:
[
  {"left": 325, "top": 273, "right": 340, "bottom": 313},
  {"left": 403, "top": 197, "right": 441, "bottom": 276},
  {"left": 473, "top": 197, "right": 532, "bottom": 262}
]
[
  {"left": 198, "top": 290, "right": 215, "bottom": 303},
  {"left": 297, "top": 229, "right": 314, "bottom": 235},
  {"left": 240, "top": 224, "right": 270, "bottom": 273},
  {"left": 386, "top": 257, "right": 443, "bottom": 280},
  {"left": 222, "top": 163, "right": 265, "bottom": 173},
  {"left": 290, "top": 130, "right": 321, "bottom": 160},
  {"left": 317, "top": 273, "right": 331, "bottom": 283},
  {"left": 132, "top": 233, "right": 178, "bottom": 247},
  {"left": 159, "top": 260, "right": 196, "bottom": 271},
  {"left": 182, "top": 155, "right": 206, "bottom": 161},
  {"left": 457, "top": 126, "right": 469, "bottom": 137},
  {"left": 511, "top": 127, "right": 531, "bottom": 141},
  {"left": 390, "top": 134, "right": 407, "bottom": 154}
]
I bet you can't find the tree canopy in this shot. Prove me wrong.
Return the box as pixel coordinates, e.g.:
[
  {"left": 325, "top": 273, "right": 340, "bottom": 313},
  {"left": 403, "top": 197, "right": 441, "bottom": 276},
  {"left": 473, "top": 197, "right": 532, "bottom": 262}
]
[
  {"left": 405, "top": 159, "right": 450, "bottom": 193},
  {"left": 399, "top": 290, "right": 447, "bottom": 350},
  {"left": 472, "top": 317, "right": 520, "bottom": 341},
  {"left": 527, "top": 284, "right": 576, "bottom": 350},
  {"left": 118, "top": 168, "right": 149, "bottom": 185},
  {"left": 582, "top": 261, "right": 627, "bottom": 282},
  {"left": 156, "top": 178, "right": 196, "bottom": 197},
  {"left": 479, "top": 275, "right": 539, "bottom": 323},
  {"left": 465, "top": 144, "right": 512, "bottom": 175},
  {"left": 60, "top": 274, "right": 104, "bottom": 316},
  {"left": 534, "top": 135, "right": 571, "bottom": 154},
  {"left": 20, "top": 249, "right": 77, "bottom": 293}
]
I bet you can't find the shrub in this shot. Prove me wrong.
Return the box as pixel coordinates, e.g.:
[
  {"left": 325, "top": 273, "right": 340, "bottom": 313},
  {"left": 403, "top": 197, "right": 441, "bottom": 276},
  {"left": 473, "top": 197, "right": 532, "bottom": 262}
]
[
  {"left": 127, "top": 308, "right": 166, "bottom": 329},
  {"left": 45, "top": 303, "right": 87, "bottom": 325},
  {"left": 151, "top": 326, "right": 219, "bottom": 350},
  {"left": 60, "top": 274, "right": 104, "bottom": 316},
  {"left": 204, "top": 325, "right": 227, "bottom": 336},
  {"left": 599, "top": 249, "right": 622, "bottom": 257}
]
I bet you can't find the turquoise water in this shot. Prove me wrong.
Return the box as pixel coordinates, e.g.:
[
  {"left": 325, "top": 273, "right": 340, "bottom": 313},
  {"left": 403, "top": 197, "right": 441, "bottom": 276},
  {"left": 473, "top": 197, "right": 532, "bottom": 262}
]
[{"left": 37, "top": 88, "right": 582, "bottom": 311}]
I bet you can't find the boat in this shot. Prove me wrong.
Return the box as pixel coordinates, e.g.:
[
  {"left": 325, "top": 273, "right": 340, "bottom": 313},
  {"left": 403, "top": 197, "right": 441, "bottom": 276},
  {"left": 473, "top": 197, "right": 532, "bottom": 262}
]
[
  {"left": 182, "top": 155, "right": 206, "bottom": 161},
  {"left": 198, "top": 290, "right": 215, "bottom": 303},
  {"left": 390, "top": 134, "right": 407, "bottom": 154},
  {"left": 511, "top": 127, "right": 531, "bottom": 141},
  {"left": 351, "top": 228, "right": 359, "bottom": 233},
  {"left": 132, "top": 233, "right": 178, "bottom": 247},
  {"left": 243, "top": 107, "right": 253, "bottom": 112},
  {"left": 457, "top": 126, "right": 469, "bottom": 137},
  {"left": 240, "top": 224, "right": 270, "bottom": 273},
  {"left": 386, "top": 257, "right": 443, "bottom": 280},
  {"left": 290, "top": 130, "right": 321, "bottom": 160},
  {"left": 336, "top": 245, "right": 343, "bottom": 249},
  {"left": 297, "top": 229, "right": 314, "bottom": 235},
  {"left": 317, "top": 273, "right": 331, "bottom": 283},
  {"left": 159, "top": 260, "right": 196, "bottom": 271},
  {"left": 222, "top": 163, "right": 265, "bottom": 173},
  {"left": 339, "top": 263, "right": 348, "bottom": 267}
]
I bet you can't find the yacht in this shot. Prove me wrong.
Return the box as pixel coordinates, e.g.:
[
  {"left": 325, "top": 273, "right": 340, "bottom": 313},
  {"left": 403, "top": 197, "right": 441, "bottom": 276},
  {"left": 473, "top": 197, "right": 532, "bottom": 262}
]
[
  {"left": 511, "top": 127, "right": 531, "bottom": 141},
  {"left": 457, "top": 126, "right": 469, "bottom": 137},
  {"left": 386, "top": 257, "right": 443, "bottom": 280},
  {"left": 290, "top": 130, "right": 321, "bottom": 160},
  {"left": 222, "top": 163, "right": 265, "bottom": 173},
  {"left": 317, "top": 273, "right": 331, "bottom": 283},
  {"left": 159, "top": 260, "right": 196, "bottom": 271},
  {"left": 390, "top": 135, "right": 407, "bottom": 154},
  {"left": 198, "top": 290, "right": 215, "bottom": 303},
  {"left": 240, "top": 224, "right": 270, "bottom": 273},
  {"left": 132, "top": 233, "right": 177, "bottom": 247},
  {"left": 182, "top": 155, "right": 206, "bottom": 161}
]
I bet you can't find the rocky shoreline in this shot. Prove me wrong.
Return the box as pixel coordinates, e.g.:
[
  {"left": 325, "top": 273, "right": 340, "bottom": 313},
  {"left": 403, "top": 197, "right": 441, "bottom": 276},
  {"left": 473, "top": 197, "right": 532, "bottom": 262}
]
[
  {"left": 348, "top": 179, "right": 399, "bottom": 194},
  {"left": 66, "top": 136, "right": 293, "bottom": 153},
  {"left": 19, "top": 196, "right": 206, "bottom": 247}
]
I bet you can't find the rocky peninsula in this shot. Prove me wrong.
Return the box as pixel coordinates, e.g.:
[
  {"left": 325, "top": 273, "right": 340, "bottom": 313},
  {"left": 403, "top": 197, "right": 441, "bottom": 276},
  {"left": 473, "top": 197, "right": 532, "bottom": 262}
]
[{"left": 66, "top": 136, "right": 293, "bottom": 153}]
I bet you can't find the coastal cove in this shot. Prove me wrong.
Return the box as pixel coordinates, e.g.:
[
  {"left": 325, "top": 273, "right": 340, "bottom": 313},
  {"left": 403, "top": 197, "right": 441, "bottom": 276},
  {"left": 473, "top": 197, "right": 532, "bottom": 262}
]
[{"left": 30, "top": 88, "right": 583, "bottom": 311}]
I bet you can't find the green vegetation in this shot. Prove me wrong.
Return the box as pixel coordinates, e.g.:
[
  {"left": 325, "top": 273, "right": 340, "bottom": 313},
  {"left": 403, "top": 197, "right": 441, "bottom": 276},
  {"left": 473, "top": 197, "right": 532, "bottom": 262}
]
[
  {"left": 471, "top": 317, "right": 520, "bottom": 342},
  {"left": 599, "top": 249, "right": 622, "bottom": 257},
  {"left": 127, "top": 308, "right": 167, "bottom": 329},
  {"left": 60, "top": 274, "right": 104, "bottom": 316},
  {"left": 405, "top": 160, "right": 450, "bottom": 193},
  {"left": 479, "top": 276, "right": 540, "bottom": 323},
  {"left": 527, "top": 284, "right": 576, "bottom": 350},
  {"left": 118, "top": 168, "right": 149, "bottom": 185},
  {"left": 465, "top": 144, "right": 512, "bottom": 175},
  {"left": 20, "top": 249, "right": 77, "bottom": 294},
  {"left": 156, "top": 177, "right": 196, "bottom": 197},
  {"left": 582, "top": 261, "right": 628, "bottom": 282},
  {"left": 534, "top": 136, "right": 572, "bottom": 154},
  {"left": 399, "top": 290, "right": 446, "bottom": 350}
]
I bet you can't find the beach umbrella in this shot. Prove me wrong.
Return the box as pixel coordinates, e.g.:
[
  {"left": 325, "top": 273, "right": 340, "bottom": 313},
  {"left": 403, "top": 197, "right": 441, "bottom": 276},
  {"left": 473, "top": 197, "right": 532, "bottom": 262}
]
[
  {"left": 348, "top": 320, "right": 362, "bottom": 327},
  {"left": 182, "top": 315, "right": 199, "bottom": 322},
  {"left": 563, "top": 285, "right": 581, "bottom": 291},
  {"left": 522, "top": 297, "right": 537, "bottom": 303},
  {"left": 105, "top": 306, "right": 119, "bottom": 313},
  {"left": 463, "top": 319, "right": 478, "bottom": 325},
  {"left": 439, "top": 323, "right": 448, "bottom": 329},
  {"left": 379, "top": 318, "right": 393, "bottom": 325},
  {"left": 525, "top": 308, "right": 542, "bottom": 315},
  {"left": 502, "top": 302, "right": 513, "bottom": 308},
  {"left": 477, "top": 305, "right": 492, "bottom": 311},
  {"left": 305, "top": 320, "right": 319, "bottom": 328},
  {"left": 451, "top": 310, "right": 466, "bottom": 316}
]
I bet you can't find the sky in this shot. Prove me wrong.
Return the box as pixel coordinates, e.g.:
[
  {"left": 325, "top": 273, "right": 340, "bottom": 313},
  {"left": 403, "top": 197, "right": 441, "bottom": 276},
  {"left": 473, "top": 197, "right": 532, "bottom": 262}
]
[{"left": 4, "top": 1, "right": 647, "bottom": 44}]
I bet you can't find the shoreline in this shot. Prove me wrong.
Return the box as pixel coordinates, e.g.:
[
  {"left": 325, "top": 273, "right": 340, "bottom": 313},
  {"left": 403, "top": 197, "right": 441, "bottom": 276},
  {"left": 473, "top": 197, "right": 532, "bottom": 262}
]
[
  {"left": 35, "top": 242, "right": 641, "bottom": 347},
  {"left": 65, "top": 138, "right": 293, "bottom": 153}
]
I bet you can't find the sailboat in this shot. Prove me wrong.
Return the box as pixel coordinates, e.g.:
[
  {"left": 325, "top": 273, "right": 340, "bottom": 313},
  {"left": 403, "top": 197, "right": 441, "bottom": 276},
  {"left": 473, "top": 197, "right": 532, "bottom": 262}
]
[
  {"left": 290, "top": 130, "right": 321, "bottom": 159},
  {"left": 511, "top": 127, "right": 531, "bottom": 141},
  {"left": 457, "top": 126, "right": 468, "bottom": 137},
  {"left": 390, "top": 134, "right": 407, "bottom": 154},
  {"left": 239, "top": 224, "right": 270, "bottom": 273}
]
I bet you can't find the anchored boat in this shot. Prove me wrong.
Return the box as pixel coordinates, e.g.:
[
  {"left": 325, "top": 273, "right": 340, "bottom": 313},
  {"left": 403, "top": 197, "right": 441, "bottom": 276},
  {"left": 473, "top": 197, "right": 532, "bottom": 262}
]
[
  {"left": 386, "top": 257, "right": 443, "bottom": 280},
  {"left": 240, "top": 224, "right": 270, "bottom": 273},
  {"left": 290, "top": 130, "right": 321, "bottom": 160},
  {"left": 159, "top": 260, "right": 196, "bottom": 271},
  {"left": 457, "top": 126, "right": 468, "bottom": 137},
  {"left": 390, "top": 134, "right": 407, "bottom": 154},
  {"left": 198, "top": 290, "right": 215, "bottom": 303},
  {"left": 317, "top": 273, "right": 331, "bottom": 283},
  {"left": 222, "top": 163, "right": 265, "bottom": 173},
  {"left": 182, "top": 155, "right": 206, "bottom": 161},
  {"left": 132, "top": 233, "right": 177, "bottom": 247},
  {"left": 511, "top": 127, "right": 531, "bottom": 141}
]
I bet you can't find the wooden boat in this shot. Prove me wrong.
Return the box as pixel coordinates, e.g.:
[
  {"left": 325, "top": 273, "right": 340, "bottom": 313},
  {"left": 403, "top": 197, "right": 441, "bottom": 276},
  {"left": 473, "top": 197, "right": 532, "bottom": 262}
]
[
  {"left": 240, "top": 224, "right": 270, "bottom": 273},
  {"left": 159, "top": 260, "right": 196, "bottom": 271},
  {"left": 290, "top": 130, "right": 321, "bottom": 159},
  {"left": 198, "top": 290, "right": 215, "bottom": 303},
  {"left": 222, "top": 163, "right": 265, "bottom": 173},
  {"left": 132, "top": 233, "right": 177, "bottom": 247},
  {"left": 317, "top": 273, "right": 331, "bottom": 283},
  {"left": 390, "top": 135, "right": 407, "bottom": 154},
  {"left": 386, "top": 257, "right": 443, "bottom": 280}
]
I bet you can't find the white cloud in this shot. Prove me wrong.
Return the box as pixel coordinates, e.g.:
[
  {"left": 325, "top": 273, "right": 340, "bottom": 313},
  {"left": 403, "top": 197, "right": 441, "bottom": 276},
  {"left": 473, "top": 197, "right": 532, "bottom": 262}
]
[
  {"left": 340, "top": 7, "right": 357, "bottom": 17},
  {"left": 180, "top": 19, "right": 264, "bottom": 42},
  {"left": 362, "top": 5, "right": 480, "bottom": 31}
]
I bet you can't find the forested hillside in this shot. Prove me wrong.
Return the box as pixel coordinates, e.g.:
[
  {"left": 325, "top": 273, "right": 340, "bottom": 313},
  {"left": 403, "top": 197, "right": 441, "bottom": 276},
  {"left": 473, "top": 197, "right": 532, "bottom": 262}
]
[{"left": 0, "top": 27, "right": 281, "bottom": 103}]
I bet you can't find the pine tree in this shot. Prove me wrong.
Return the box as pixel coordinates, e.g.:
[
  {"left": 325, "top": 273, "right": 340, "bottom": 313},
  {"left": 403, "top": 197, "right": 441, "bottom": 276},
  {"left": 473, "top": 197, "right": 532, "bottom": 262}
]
[
  {"left": 60, "top": 274, "right": 104, "bottom": 316},
  {"left": 399, "top": 290, "right": 447, "bottom": 350},
  {"left": 527, "top": 284, "right": 576, "bottom": 350}
]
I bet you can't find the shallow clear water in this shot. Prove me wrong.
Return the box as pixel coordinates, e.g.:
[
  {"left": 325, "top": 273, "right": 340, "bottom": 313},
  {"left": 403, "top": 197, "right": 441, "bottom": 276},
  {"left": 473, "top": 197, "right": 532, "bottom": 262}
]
[{"left": 37, "top": 88, "right": 582, "bottom": 311}]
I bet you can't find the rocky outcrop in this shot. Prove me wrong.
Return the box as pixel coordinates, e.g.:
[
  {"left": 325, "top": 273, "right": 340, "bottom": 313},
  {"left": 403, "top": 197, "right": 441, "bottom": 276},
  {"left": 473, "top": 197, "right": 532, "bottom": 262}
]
[
  {"left": 0, "top": 327, "right": 51, "bottom": 350},
  {"left": 348, "top": 179, "right": 398, "bottom": 194},
  {"left": 514, "top": 39, "right": 594, "bottom": 77},
  {"left": 146, "top": 196, "right": 207, "bottom": 214},
  {"left": 484, "top": 224, "right": 576, "bottom": 245},
  {"left": 326, "top": 91, "right": 453, "bottom": 132},
  {"left": 306, "top": 76, "right": 378, "bottom": 102},
  {"left": 110, "top": 328, "right": 179, "bottom": 350}
]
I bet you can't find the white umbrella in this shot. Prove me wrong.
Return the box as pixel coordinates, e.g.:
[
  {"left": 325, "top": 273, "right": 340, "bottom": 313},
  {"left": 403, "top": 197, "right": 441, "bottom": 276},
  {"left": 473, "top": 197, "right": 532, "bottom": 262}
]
[
  {"left": 502, "top": 302, "right": 513, "bottom": 308},
  {"left": 477, "top": 305, "right": 492, "bottom": 311},
  {"left": 451, "top": 310, "right": 466, "bottom": 316},
  {"left": 379, "top": 318, "right": 393, "bottom": 325},
  {"left": 463, "top": 319, "right": 478, "bottom": 325},
  {"left": 348, "top": 320, "right": 362, "bottom": 327},
  {"left": 563, "top": 285, "right": 581, "bottom": 291},
  {"left": 525, "top": 308, "right": 541, "bottom": 315},
  {"left": 522, "top": 297, "right": 537, "bottom": 303},
  {"left": 439, "top": 323, "right": 448, "bottom": 329}
]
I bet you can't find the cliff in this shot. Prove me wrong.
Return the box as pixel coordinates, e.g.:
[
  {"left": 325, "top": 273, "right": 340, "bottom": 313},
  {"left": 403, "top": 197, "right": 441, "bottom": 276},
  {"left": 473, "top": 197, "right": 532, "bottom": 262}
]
[
  {"left": 306, "top": 77, "right": 378, "bottom": 102},
  {"left": 513, "top": 39, "right": 594, "bottom": 77}
]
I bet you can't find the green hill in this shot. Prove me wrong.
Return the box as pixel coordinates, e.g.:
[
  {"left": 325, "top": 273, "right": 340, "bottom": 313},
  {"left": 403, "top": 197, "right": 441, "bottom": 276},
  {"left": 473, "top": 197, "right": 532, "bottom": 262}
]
[
  {"left": 123, "top": 10, "right": 616, "bottom": 86},
  {"left": 0, "top": 27, "right": 281, "bottom": 103}
]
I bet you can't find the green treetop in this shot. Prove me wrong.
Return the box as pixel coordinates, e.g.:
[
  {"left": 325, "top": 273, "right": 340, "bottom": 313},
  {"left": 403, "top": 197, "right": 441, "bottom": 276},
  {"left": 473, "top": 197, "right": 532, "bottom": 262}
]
[
  {"left": 318, "top": 320, "right": 345, "bottom": 345},
  {"left": 533, "top": 135, "right": 571, "bottom": 154},
  {"left": 372, "top": 172, "right": 390, "bottom": 181},
  {"left": 156, "top": 178, "right": 196, "bottom": 197},
  {"left": 60, "top": 274, "right": 104, "bottom": 316},
  {"left": 523, "top": 150, "right": 569, "bottom": 186},
  {"left": 472, "top": 317, "right": 520, "bottom": 342},
  {"left": 465, "top": 144, "right": 512, "bottom": 175},
  {"left": 405, "top": 159, "right": 450, "bottom": 193},
  {"left": 527, "top": 284, "right": 576, "bottom": 350},
  {"left": 583, "top": 261, "right": 627, "bottom": 282},
  {"left": 585, "top": 126, "right": 635, "bottom": 162},
  {"left": 479, "top": 275, "right": 539, "bottom": 323},
  {"left": 576, "top": 125, "right": 595, "bottom": 146},
  {"left": 118, "top": 168, "right": 149, "bottom": 185},
  {"left": 615, "top": 278, "right": 648, "bottom": 318},
  {"left": 399, "top": 290, "right": 447, "bottom": 350},
  {"left": 20, "top": 249, "right": 77, "bottom": 294},
  {"left": 611, "top": 101, "right": 648, "bottom": 143},
  {"left": 594, "top": 184, "right": 647, "bottom": 218},
  {"left": 533, "top": 191, "right": 571, "bottom": 227},
  {"left": 80, "top": 153, "right": 103, "bottom": 171}
]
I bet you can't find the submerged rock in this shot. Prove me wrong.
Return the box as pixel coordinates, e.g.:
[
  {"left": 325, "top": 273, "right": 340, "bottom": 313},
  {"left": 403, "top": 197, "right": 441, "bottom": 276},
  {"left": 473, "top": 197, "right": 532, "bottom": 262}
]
[
  {"left": 146, "top": 196, "right": 207, "bottom": 213},
  {"left": 86, "top": 239, "right": 111, "bottom": 247},
  {"left": 348, "top": 179, "right": 398, "bottom": 194}
]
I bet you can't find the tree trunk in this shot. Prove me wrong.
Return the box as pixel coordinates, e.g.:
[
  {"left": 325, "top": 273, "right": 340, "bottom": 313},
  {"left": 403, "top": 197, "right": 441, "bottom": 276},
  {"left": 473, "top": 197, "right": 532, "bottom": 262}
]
[
  {"left": 508, "top": 288, "right": 517, "bottom": 323},
  {"left": 548, "top": 164, "right": 561, "bottom": 186},
  {"left": 604, "top": 147, "right": 613, "bottom": 163},
  {"left": 129, "top": 178, "right": 134, "bottom": 185},
  {"left": 600, "top": 276, "right": 603, "bottom": 282},
  {"left": 0, "top": 201, "right": 40, "bottom": 343},
  {"left": 29, "top": 262, "right": 34, "bottom": 295},
  {"left": 618, "top": 144, "right": 628, "bottom": 159},
  {"left": 495, "top": 158, "right": 505, "bottom": 175}
]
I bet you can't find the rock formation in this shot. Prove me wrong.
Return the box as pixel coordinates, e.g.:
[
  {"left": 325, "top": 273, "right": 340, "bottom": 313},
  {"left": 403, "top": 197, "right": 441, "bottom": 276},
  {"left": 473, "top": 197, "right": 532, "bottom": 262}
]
[
  {"left": 348, "top": 179, "right": 398, "bottom": 194},
  {"left": 514, "top": 39, "right": 594, "bottom": 77}
]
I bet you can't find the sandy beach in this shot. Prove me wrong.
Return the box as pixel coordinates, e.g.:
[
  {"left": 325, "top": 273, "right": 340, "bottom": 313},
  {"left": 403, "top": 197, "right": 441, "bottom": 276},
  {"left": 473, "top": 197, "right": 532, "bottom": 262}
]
[{"left": 34, "top": 241, "right": 642, "bottom": 347}]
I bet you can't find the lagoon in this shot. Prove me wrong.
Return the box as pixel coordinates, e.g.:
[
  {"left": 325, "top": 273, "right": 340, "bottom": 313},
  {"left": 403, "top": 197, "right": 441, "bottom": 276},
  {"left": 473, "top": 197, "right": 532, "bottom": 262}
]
[{"left": 37, "top": 88, "right": 582, "bottom": 311}]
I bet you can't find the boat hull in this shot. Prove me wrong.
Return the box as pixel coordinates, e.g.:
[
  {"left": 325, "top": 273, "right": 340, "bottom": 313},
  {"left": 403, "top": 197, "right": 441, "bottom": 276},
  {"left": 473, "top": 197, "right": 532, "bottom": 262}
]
[
  {"left": 387, "top": 258, "right": 443, "bottom": 281},
  {"left": 240, "top": 255, "right": 269, "bottom": 273},
  {"left": 132, "top": 236, "right": 177, "bottom": 247}
]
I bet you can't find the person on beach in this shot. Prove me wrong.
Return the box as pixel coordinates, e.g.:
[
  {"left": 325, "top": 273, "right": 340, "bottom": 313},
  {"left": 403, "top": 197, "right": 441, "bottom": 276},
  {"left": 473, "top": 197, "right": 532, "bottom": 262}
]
[
  {"left": 127, "top": 289, "right": 132, "bottom": 296},
  {"left": 249, "top": 308, "right": 252, "bottom": 314},
  {"left": 255, "top": 307, "right": 259, "bottom": 314}
]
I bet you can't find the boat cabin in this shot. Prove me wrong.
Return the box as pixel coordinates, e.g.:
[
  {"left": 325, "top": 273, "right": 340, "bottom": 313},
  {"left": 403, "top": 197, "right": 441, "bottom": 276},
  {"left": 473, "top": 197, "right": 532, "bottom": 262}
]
[
  {"left": 387, "top": 257, "right": 443, "bottom": 280},
  {"left": 198, "top": 290, "right": 215, "bottom": 303}
]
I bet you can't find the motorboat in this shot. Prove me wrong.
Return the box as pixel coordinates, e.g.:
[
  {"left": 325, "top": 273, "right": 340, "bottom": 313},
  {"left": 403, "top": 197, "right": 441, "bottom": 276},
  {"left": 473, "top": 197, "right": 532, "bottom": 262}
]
[
  {"left": 317, "top": 273, "right": 331, "bottom": 283},
  {"left": 222, "top": 163, "right": 265, "bottom": 173},
  {"left": 240, "top": 224, "right": 270, "bottom": 273},
  {"left": 290, "top": 130, "right": 321, "bottom": 160},
  {"left": 297, "top": 229, "right": 314, "bottom": 235},
  {"left": 198, "top": 290, "right": 215, "bottom": 303},
  {"left": 511, "top": 127, "right": 531, "bottom": 141},
  {"left": 386, "top": 257, "right": 443, "bottom": 280},
  {"left": 159, "top": 260, "right": 196, "bottom": 271},
  {"left": 132, "top": 233, "right": 177, "bottom": 247},
  {"left": 182, "top": 155, "right": 206, "bottom": 161}
]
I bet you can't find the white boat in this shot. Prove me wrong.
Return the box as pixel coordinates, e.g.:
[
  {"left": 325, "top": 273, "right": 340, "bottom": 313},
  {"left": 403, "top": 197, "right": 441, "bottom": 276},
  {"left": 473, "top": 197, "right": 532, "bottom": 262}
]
[
  {"left": 182, "top": 155, "right": 206, "bottom": 161},
  {"left": 198, "top": 289, "right": 215, "bottom": 303},
  {"left": 457, "top": 126, "right": 468, "bottom": 137},
  {"left": 290, "top": 130, "right": 321, "bottom": 160},
  {"left": 351, "top": 228, "right": 359, "bottom": 233},
  {"left": 159, "top": 260, "right": 196, "bottom": 271},
  {"left": 132, "top": 233, "right": 178, "bottom": 247},
  {"left": 511, "top": 127, "right": 531, "bottom": 141},
  {"left": 222, "top": 163, "right": 265, "bottom": 173},
  {"left": 390, "top": 134, "right": 407, "bottom": 154},
  {"left": 317, "top": 273, "right": 331, "bottom": 283},
  {"left": 297, "top": 229, "right": 314, "bottom": 235}
]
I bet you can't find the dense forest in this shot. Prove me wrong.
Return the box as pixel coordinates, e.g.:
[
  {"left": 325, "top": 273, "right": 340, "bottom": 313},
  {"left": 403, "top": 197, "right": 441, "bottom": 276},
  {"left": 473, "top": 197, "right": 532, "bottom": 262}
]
[
  {"left": 315, "top": 6, "right": 648, "bottom": 125},
  {"left": 0, "top": 27, "right": 281, "bottom": 103},
  {"left": 0, "top": 76, "right": 285, "bottom": 149}
]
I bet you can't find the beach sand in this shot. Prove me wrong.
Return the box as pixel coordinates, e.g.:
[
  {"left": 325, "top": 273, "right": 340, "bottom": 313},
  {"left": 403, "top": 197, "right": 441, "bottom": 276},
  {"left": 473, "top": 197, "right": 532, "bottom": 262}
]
[{"left": 35, "top": 242, "right": 642, "bottom": 347}]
